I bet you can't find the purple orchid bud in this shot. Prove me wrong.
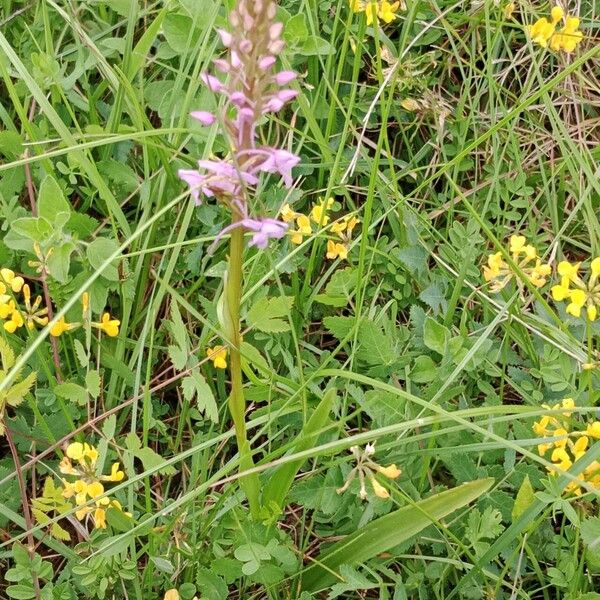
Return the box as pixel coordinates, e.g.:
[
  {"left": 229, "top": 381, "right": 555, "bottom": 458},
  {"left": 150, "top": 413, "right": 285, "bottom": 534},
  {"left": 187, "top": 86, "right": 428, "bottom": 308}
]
[
  {"left": 259, "top": 56, "right": 276, "bottom": 70},
  {"left": 213, "top": 59, "right": 230, "bottom": 72},
  {"left": 269, "top": 40, "right": 285, "bottom": 55},
  {"left": 190, "top": 111, "right": 216, "bottom": 126},
  {"left": 201, "top": 73, "right": 223, "bottom": 92},
  {"left": 243, "top": 218, "right": 288, "bottom": 249},
  {"left": 231, "top": 50, "right": 242, "bottom": 68},
  {"left": 217, "top": 29, "right": 232, "bottom": 47},
  {"left": 230, "top": 91, "right": 250, "bottom": 108},
  {"left": 274, "top": 71, "right": 296, "bottom": 85},
  {"left": 269, "top": 22, "right": 283, "bottom": 40}
]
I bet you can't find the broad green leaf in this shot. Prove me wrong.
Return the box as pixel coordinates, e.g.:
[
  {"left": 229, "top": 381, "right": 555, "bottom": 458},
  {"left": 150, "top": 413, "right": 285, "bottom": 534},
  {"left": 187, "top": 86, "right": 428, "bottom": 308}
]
[
  {"left": 263, "top": 389, "right": 336, "bottom": 509},
  {"left": 163, "top": 14, "right": 202, "bottom": 54},
  {"left": 423, "top": 317, "right": 449, "bottom": 356},
  {"left": 46, "top": 241, "right": 75, "bottom": 283},
  {"left": 86, "top": 237, "right": 120, "bottom": 281},
  {"left": 246, "top": 296, "right": 294, "bottom": 333},
  {"left": 284, "top": 13, "right": 308, "bottom": 44},
  {"left": 37, "top": 175, "right": 71, "bottom": 223},
  {"left": 357, "top": 320, "right": 395, "bottom": 366},
  {"left": 11, "top": 217, "right": 53, "bottom": 242},
  {"left": 301, "top": 478, "right": 494, "bottom": 591}
]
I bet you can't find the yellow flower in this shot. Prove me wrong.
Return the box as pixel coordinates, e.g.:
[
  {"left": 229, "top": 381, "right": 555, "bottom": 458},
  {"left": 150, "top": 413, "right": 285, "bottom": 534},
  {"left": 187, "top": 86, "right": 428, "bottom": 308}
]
[
  {"left": 81, "top": 292, "right": 90, "bottom": 315},
  {"left": 21, "top": 284, "right": 49, "bottom": 330},
  {"left": 504, "top": 2, "right": 515, "bottom": 19},
  {"left": 66, "top": 442, "right": 85, "bottom": 461},
  {"left": 101, "top": 463, "right": 125, "bottom": 482},
  {"left": 378, "top": 464, "right": 401, "bottom": 479},
  {"left": 550, "top": 5, "right": 564, "bottom": 24},
  {"left": 50, "top": 316, "right": 79, "bottom": 337},
  {"left": 94, "top": 507, "right": 107, "bottom": 529},
  {"left": 551, "top": 283, "right": 570, "bottom": 301},
  {"left": 572, "top": 436, "right": 589, "bottom": 461},
  {"left": 0, "top": 268, "right": 25, "bottom": 293},
  {"left": 4, "top": 310, "right": 24, "bottom": 333},
  {"left": 95, "top": 312, "right": 120, "bottom": 337},
  {"left": 482, "top": 236, "right": 550, "bottom": 292},
  {"left": 207, "top": 345, "right": 227, "bottom": 369},
  {"left": 310, "top": 198, "right": 334, "bottom": 226},
  {"left": 552, "top": 427, "right": 569, "bottom": 448},
  {"left": 551, "top": 447, "right": 572, "bottom": 471},
  {"left": 369, "top": 476, "right": 390, "bottom": 499},
  {"left": 164, "top": 591, "right": 180, "bottom": 600},
  {"left": 551, "top": 257, "right": 599, "bottom": 321},
  {"left": 527, "top": 17, "right": 555, "bottom": 47},
  {"left": 550, "top": 15, "right": 583, "bottom": 52},
  {"left": 326, "top": 240, "right": 348, "bottom": 261},
  {"left": 280, "top": 204, "right": 298, "bottom": 223},
  {"left": 290, "top": 214, "right": 312, "bottom": 245},
  {"left": 352, "top": 0, "right": 401, "bottom": 25},
  {"left": 378, "top": 0, "right": 400, "bottom": 23},
  {"left": 0, "top": 297, "right": 14, "bottom": 319}
]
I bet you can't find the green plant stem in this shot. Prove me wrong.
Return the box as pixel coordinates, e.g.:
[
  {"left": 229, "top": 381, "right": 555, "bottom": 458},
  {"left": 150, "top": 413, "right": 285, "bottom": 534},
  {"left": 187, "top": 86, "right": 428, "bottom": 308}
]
[
  {"left": 226, "top": 222, "right": 260, "bottom": 519},
  {"left": 5, "top": 423, "right": 41, "bottom": 600}
]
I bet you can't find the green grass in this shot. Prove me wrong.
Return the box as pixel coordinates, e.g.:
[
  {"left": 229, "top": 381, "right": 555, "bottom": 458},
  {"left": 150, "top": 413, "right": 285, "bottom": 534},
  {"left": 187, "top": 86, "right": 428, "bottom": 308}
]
[{"left": 0, "top": 0, "right": 599, "bottom": 598}]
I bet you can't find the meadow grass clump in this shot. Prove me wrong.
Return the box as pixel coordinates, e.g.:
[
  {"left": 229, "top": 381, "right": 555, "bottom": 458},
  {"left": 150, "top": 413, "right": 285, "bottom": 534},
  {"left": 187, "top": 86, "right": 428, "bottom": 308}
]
[{"left": 0, "top": 1, "right": 599, "bottom": 598}]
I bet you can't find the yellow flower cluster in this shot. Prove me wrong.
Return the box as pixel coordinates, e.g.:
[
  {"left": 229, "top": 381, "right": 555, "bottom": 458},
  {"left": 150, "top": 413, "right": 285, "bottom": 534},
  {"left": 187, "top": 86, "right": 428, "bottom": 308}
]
[
  {"left": 551, "top": 258, "right": 600, "bottom": 321},
  {"left": 51, "top": 292, "right": 120, "bottom": 338},
  {"left": 527, "top": 5, "right": 583, "bottom": 53},
  {"left": 60, "top": 441, "right": 128, "bottom": 529},
  {"left": 482, "top": 235, "right": 551, "bottom": 292},
  {"left": 337, "top": 443, "right": 401, "bottom": 500},
  {"left": 533, "top": 398, "right": 600, "bottom": 496},
  {"left": 207, "top": 345, "right": 227, "bottom": 369},
  {"left": 0, "top": 269, "right": 48, "bottom": 333},
  {"left": 349, "top": 0, "right": 402, "bottom": 25},
  {"left": 281, "top": 199, "right": 360, "bottom": 261},
  {"left": 0, "top": 273, "right": 120, "bottom": 338}
]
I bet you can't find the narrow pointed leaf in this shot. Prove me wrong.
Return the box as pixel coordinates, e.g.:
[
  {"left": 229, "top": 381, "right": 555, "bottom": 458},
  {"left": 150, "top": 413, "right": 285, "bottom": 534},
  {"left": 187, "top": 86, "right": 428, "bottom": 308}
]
[{"left": 302, "top": 478, "right": 493, "bottom": 591}]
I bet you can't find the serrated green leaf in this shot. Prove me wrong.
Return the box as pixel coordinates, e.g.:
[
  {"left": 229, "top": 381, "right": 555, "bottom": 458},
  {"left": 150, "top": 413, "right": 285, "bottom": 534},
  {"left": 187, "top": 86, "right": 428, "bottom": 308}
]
[
  {"left": 5, "top": 371, "right": 36, "bottom": 407},
  {"left": 247, "top": 296, "right": 294, "bottom": 333},
  {"left": 85, "top": 370, "right": 101, "bottom": 399},
  {"left": 54, "top": 382, "right": 87, "bottom": 405},
  {"left": 73, "top": 339, "right": 89, "bottom": 368},
  {"left": 0, "top": 337, "right": 15, "bottom": 370},
  {"left": 181, "top": 369, "right": 218, "bottom": 423}
]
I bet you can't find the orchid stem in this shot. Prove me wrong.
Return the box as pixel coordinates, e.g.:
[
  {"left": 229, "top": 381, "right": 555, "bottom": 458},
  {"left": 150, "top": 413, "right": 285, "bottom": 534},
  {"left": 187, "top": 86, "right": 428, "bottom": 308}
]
[{"left": 226, "top": 221, "right": 261, "bottom": 519}]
